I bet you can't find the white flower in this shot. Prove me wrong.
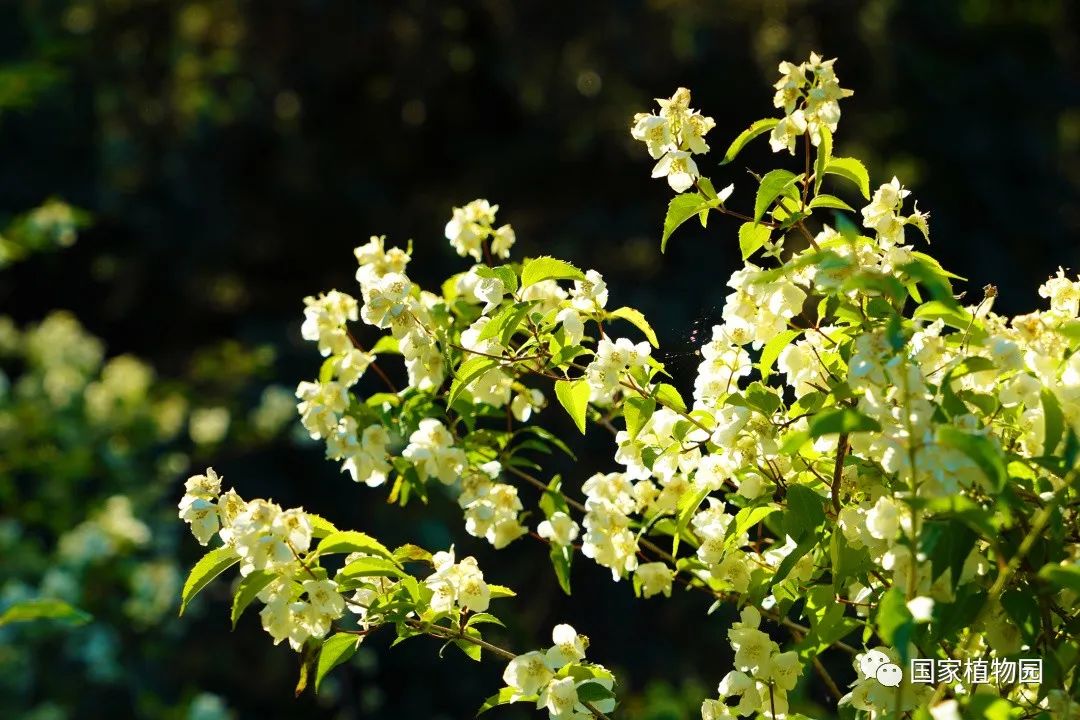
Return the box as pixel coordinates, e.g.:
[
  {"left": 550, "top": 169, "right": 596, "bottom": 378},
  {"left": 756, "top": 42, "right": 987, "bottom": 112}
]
[
  {"left": 651, "top": 150, "right": 700, "bottom": 193},
  {"left": 303, "top": 578, "right": 346, "bottom": 617},
  {"left": 539, "top": 676, "right": 578, "bottom": 718},
  {"left": 907, "top": 596, "right": 935, "bottom": 623},
  {"left": 178, "top": 495, "right": 219, "bottom": 546},
  {"left": 865, "top": 495, "right": 900, "bottom": 541},
  {"left": 538, "top": 512, "right": 580, "bottom": 546},
  {"left": 635, "top": 562, "right": 674, "bottom": 598},
  {"left": 631, "top": 113, "right": 674, "bottom": 159},
  {"left": 545, "top": 624, "right": 587, "bottom": 669},
  {"left": 503, "top": 651, "right": 554, "bottom": 698},
  {"left": 769, "top": 109, "right": 807, "bottom": 154},
  {"left": 570, "top": 270, "right": 609, "bottom": 313},
  {"left": 402, "top": 418, "right": 466, "bottom": 485}
]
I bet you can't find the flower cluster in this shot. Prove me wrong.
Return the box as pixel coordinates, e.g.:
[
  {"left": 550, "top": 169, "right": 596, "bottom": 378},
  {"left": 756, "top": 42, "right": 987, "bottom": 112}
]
[
  {"left": 770, "top": 52, "right": 853, "bottom": 153},
  {"left": 502, "top": 624, "right": 617, "bottom": 719},
  {"left": 178, "top": 467, "right": 345, "bottom": 650},
  {"left": 702, "top": 608, "right": 803, "bottom": 720},
  {"left": 445, "top": 199, "right": 516, "bottom": 261},
  {"left": 631, "top": 87, "right": 716, "bottom": 192}
]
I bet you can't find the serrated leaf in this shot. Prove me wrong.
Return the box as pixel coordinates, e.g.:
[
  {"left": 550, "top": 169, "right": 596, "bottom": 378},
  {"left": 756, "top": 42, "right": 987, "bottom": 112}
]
[
  {"left": 337, "top": 556, "right": 404, "bottom": 579},
  {"left": 308, "top": 513, "right": 339, "bottom": 539},
  {"left": 448, "top": 356, "right": 499, "bottom": 407},
  {"left": 1038, "top": 564, "right": 1080, "bottom": 592},
  {"left": 393, "top": 544, "right": 433, "bottom": 565},
  {"left": 758, "top": 329, "right": 801, "bottom": 381},
  {"left": 920, "top": 520, "right": 977, "bottom": 590},
  {"left": 654, "top": 383, "right": 686, "bottom": 413},
  {"left": 315, "top": 632, "right": 360, "bottom": 693},
  {"left": 876, "top": 588, "right": 914, "bottom": 654},
  {"left": 316, "top": 531, "right": 394, "bottom": 560},
  {"left": 661, "top": 192, "right": 710, "bottom": 253},
  {"left": 935, "top": 426, "right": 1006, "bottom": 492},
  {"left": 673, "top": 484, "right": 711, "bottom": 556},
  {"left": 0, "top": 598, "right": 91, "bottom": 627},
  {"left": 487, "top": 584, "right": 516, "bottom": 599},
  {"left": 813, "top": 126, "right": 832, "bottom": 195},
  {"left": 738, "top": 222, "right": 771, "bottom": 260},
  {"left": 623, "top": 396, "right": 655, "bottom": 439},
  {"left": 728, "top": 505, "right": 779, "bottom": 546},
  {"left": 754, "top": 169, "right": 799, "bottom": 222},
  {"left": 783, "top": 485, "right": 826, "bottom": 539},
  {"left": 823, "top": 157, "right": 870, "bottom": 200},
  {"left": 607, "top": 306, "right": 659, "bottom": 347},
  {"left": 808, "top": 194, "right": 854, "bottom": 212},
  {"left": 180, "top": 547, "right": 239, "bottom": 616},
  {"left": 808, "top": 407, "right": 881, "bottom": 437},
  {"left": 520, "top": 256, "right": 585, "bottom": 287},
  {"left": 721, "top": 118, "right": 780, "bottom": 165},
  {"left": 370, "top": 335, "right": 400, "bottom": 354},
  {"left": 231, "top": 570, "right": 276, "bottom": 629},
  {"left": 465, "top": 612, "right": 505, "bottom": 628},
  {"left": 549, "top": 544, "right": 573, "bottom": 595},
  {"left": 554, "top": 379, "right": 589, "bottom": 434},
  {"left": 1042, "top": 388, "right": 1064, "bottom": 456},
  {"left": 478, "top": 687, "right": 529, "bottom": 715}
]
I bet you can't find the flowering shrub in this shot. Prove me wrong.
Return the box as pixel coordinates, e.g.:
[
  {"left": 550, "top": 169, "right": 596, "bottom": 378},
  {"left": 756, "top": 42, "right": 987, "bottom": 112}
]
[{"left": 181, "top": 54, "right": 1080, "bottom": 719}]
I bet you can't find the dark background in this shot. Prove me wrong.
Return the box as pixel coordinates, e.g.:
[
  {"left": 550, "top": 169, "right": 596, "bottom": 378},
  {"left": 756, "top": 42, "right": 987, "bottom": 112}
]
[{"left": 2, "top": 1, "right": 1078, "bottom": 718}]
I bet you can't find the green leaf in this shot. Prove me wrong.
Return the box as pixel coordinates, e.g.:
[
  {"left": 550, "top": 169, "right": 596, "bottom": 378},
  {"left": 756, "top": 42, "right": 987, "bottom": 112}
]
[
  {"left": 935, "top": 426, "right": 1006, "bottom": 492},
  {"left": 296, "top": 636, "right": 320, "bottom": 696},
  {"left": 393, "top": 544, "right": 433, "bottom": 565},
  {"left": 808, "top": 407, "right": 881, "bottom": 437},
  {"left": 654, "top": 383, "right": 687, "bottom": 413},
  {"left": 478, "top": 687, "right": 530, "bottom": 715},
  {"left": 728, "top": 505, "right": 779, "bottom": 546},
  {"left": 738, "top": 222, "right": 772, "bottom": 260},
  {"left": 520, "top": 256, "right": 585, "bottom": 287},
  {"left": 623, "top": 396, "right": 655, "bottom": 439},
  {"left": 487, "top": 584, "right": 516, "bottom": 599},
  {"left": 466, "top": 612, "right": 506, "bottom": 629},
  {"left": 316, "top": 531, "right": 395, "bottom": 560},
  {"left": 1038, "top": 563, "right": 1080, "bottom": 592},
  {"left": 813, "top": 126, "right": 832, "bottom": 195},
  {"left": 576, "top": 681, "right": 615, "bottom": 703},
  {"left": 315, "top": 632, "right": 360, "bottom": 693},
  {"left": 1042, "top": 388, "right": 1064, "bottom": 456},
  {"left": 823, "top": 157, "right": 870, "bottom": 200},
  {"left": 308, "top": 513, "right": 339, "bottom": 539},
  {"left": 1000, "top": 588, "right": 1041, "bottom": 643},
  {"left": 554, "top": 379, "right": 589, "bottom": 434},
  {"left": 920, "top": 520, "right": 977, "bottom": 590},
  {"left": 0, "top": 598, "right": 91, "bottom": 627},
  {"left": 876, "top": 588, "right": 914, "bottom": 657},
  {"left": 370, "top": 335, "right": 400, "bottom": 354},
  {"left": 180, "top": 547, "right": 239, "bottom": 616},
  {"left": 673, "top": 484, "right": 711, "bottom": 557},
  {"left": 807, "top": 194, "right": 854, "bottom": 212},
  {"left": 661, "top": 192, "right": 710, "bottom": 253},
  {"left": 549, "top": 544, "right": 573, "bottom": 595},
  {"left": 337, "top": 556, "right": 404, "bottom": 579},
  {"left": 448, "top": 356, "right": 499, "bottom": 407},
  {"left": 753, "top": 169, "right": 798, "bottom": 222},
  {"left": 721, "top": 118, "right": 779, "bottom": 165},
  {"left": 783, "top": 485, "right": 826, "bottom": 539},
  {"left": 607, "top": 306, "right": 659, "bottom": 348},
  {"left": 231, "top": 570, "right": 276, "bottom": 629},
  {"left": 758, "top": 329, "right": 801, "bottom": 381}
]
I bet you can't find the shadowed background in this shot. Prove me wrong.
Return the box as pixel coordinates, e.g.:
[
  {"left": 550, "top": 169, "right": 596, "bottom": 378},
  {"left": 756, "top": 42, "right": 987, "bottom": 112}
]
[{"left": 1, "top": 1, "right": 1078, "bottom": 718}]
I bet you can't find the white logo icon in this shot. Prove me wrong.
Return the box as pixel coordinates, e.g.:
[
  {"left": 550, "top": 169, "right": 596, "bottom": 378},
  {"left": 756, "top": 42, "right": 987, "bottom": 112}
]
[
  {"left": 875, "top": 663, "right": 903, "bottom": 687},
  {"left": 858, "top": 649, "right": 904, "bottom": 687}
]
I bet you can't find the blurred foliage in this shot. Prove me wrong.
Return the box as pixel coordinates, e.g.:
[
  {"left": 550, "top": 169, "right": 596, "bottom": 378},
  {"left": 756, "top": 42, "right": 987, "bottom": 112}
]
[{"left": 0, "top": 0, "right": 1077, "bottom": 718}]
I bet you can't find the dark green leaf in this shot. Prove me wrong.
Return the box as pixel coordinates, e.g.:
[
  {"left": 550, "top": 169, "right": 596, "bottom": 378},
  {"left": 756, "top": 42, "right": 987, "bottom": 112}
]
[{"left": 180, "top": 547, "right": 240, "bottom": 616}]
